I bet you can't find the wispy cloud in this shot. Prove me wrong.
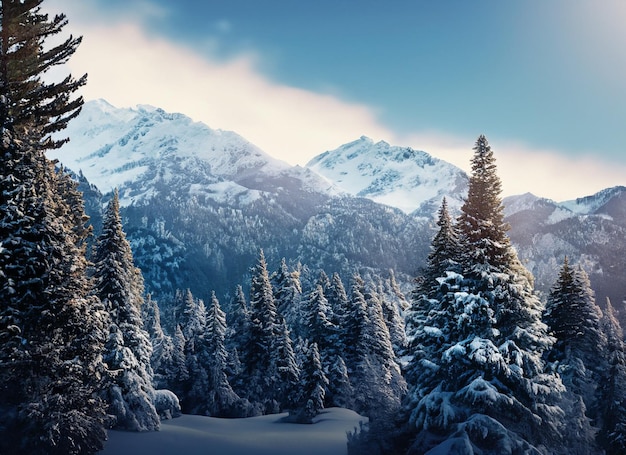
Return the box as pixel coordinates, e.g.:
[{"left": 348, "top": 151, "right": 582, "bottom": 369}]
[{"left": 44, "top": 0, "right": 626, "bottom": 202}]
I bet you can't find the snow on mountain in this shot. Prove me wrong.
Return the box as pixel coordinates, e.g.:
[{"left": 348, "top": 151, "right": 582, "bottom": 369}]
[
  {"left": 48, "top": 99, "right": 311, "bottom": 205},
  {"left": 306, "top": 136, "right": 468, "bottom": 216},
  {"left": 560, "top": 186, "right": 626, "bottom": 217}
]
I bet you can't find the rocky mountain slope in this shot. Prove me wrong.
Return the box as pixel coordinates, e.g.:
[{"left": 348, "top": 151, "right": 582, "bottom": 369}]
[
  {"left": 51, "top": 100, "right": 432, "bottom": 302},
  {"left": 51, "top": 100, "right": 626, "bottom": 313}
]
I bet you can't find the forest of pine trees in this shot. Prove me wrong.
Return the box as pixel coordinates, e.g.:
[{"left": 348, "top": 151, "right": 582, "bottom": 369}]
[{"left": 2, "top": 1, "right": 626, "bottom": 455}]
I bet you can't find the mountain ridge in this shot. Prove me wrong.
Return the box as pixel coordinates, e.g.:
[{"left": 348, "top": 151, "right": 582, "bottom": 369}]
[{"left": 51, "top": 100, "right": 626, "bottom": 316}]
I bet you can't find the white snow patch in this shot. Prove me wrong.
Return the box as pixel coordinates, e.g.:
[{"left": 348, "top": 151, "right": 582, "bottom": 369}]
[{"left": 98, "top": 408, "right": 366, "bottom": 455}]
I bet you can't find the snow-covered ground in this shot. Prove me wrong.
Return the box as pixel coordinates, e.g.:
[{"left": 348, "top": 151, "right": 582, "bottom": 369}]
[{"left": 99, "top": 408, "right": 367, "bottom": 455}]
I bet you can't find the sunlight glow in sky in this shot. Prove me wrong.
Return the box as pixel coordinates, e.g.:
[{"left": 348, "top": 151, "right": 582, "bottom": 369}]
[{"left": 46, "top": 0, "right": 626, "bottom": 201}]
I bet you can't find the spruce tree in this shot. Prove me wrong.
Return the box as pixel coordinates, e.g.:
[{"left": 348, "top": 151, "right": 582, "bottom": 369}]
[
  {"left": 405, "top": 198, "right": 459, "bottom": 384},
  {"left": 0, "top": 0, "right": 86, "bottom": 149},
  {"left": 597, "top": 298, "right": 626, "bottom": 454},
  {"left": 227, "top": 285, "right": 251, "bottom": 397},
  {"left": 141, "top": 295, "right": 176, "bottom": 390},
  {"left": 245, "top": 249, "right": 282, "bottom": 413},
  {"left": 93, "top": 191, "right": 159, "bottom": 431},
  {"left": 272, "top": 257, "right": 303, "bottom": 335},
  {"left": 544, "top": 258, "right": 606, "bottom": 431},
  {"left": 178, "top": 290, "right": 210, "bottom": 414},
  {"left": 204, "top": 291, "right": 240, "bottom": 417},
  {"left": 292, "top": 341, "right": 328, "bottom": 423},
  {"left": 402, "top": 136, "right": 590, "bottom": 454},
  {"left": 271, "top": 315, "right": 300, "bottom": 412},
  {"left": 0, "top": 1, "right": 107, "bottom": 453}
]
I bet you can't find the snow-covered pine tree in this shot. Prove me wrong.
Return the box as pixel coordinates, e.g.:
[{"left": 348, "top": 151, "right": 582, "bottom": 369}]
[
  {"left": 226, "top": 285, "right": 251, "bottom": 397},
  {"left": 93, "top": 191, "right": 160, "bottom": 431},
  {"left": 204, "top": 291, "right": 240, "bottom": 416},
  {"left": 420, "top": 197, "right": 460, "bottom": 296},
  {"left": 303, "top": 284, "right": 337, "bottom": 356},
  {"left": 178, "top": 290, "right": 211, "bottom": 414},
  {"left": 342, "top": 274, "right": 370, "bottom": 382},
  {"left": 360, "top": 281, "right": 407, "bottom": 419},
  {"left": 378, "top": 277, "right": 408, "bottom": 355},
  {"left": 327, "top": 272, "right": 350, "bottom": 331},
  {"left": 306, "top": 272, "right": 353, "bottom": 408},
  {"left": 405, "top": 198, "right": 460, "bottom": 385},
  {"left": 168, "top": 324, "right": 189, "bottom": 398},
  {"left": 271, "top": 315, "right": 301, "bottom": 412},
  {"left": 0, "top": 2, "right": 108, "bottom": 453},
  {"left": 0, "top": 0, "right": 86, "bottom": 149},
  {"left": 141, "top": 294, "right": 176, "bottom": 390},
  {"left": 245, "top": 249, "right": 282, "bottom": 413},
  {"left": 597, "top": 298, "right": 626, "bottom": 454},
  {"left": 272, "top": 257, "right": 303, "bottom": 336},
  {"left": 544, "top": 258, "right": 606, "bottom": 430},
  {"left": 402, "top": 135, "right": 591, "bottom": 454},
  {"left": 291, "top": 341, "right": 328, "bottom": 423}
]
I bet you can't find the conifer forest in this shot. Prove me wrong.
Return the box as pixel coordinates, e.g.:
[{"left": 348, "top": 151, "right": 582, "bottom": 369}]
[{"left": 1, "top": 1, "right": 626, "bottom": 454}]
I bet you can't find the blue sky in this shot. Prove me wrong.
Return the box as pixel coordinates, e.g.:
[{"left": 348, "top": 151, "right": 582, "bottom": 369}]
[{"left": 46, "top": 0, "right": 626, "bottom": 200}]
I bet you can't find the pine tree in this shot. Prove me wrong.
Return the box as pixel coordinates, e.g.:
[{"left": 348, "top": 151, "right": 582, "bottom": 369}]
[
  {"left": 544, "top": 258, "right": 606, "bottom": 430},
  {"left": 141, "top": 295, "right": 176, "bottom": 390},
  {"left": 303, "top": 284, "right": 337, "bottom": 355},
  {"left": 271, "top": 315, "right": 300, "bottom": 412},
  {"left": 0, "top": 0, "right": 87, "bottom": 149},
  {"left": 245, "top": 249, "right": 282, "bottom": 412},
  {"left": 378, "top": 277, "right": 408, "bottom": 354},
  {"left": 93, "top": 191, "right": 159, "bottom": 431},
  {"left": 227, "top": 285, "right": 251, "bottom": 397},
  {"left": 597, "top": 298, "right": 626, "bottom": 454},
  {"left": 178, "top": 290, "right": 210, "bottom": 415},
  {"left": 204, "top": 291, "right": 240, "bottom": 417},
  {"left": 168, "top": 325, "right": 189, "bottom": 399},
  {"left": 405, "top": 198, "right": 460, "bottom": 385},
  {"left": 358, "top": 281, "right": 407, "bottom": 419},
  {"left": 272, "top": 257, "right": 303, "bottom": 335},
  {"left": 0, "top": 2, "right": 107, "bottom": 453},
  {"left": 401, "top": 136, "right": 590, "bottom": 454},
  {"left": 421, "top": 197, "right": 461, "bottom": 294},
  {"left": 342, "top": 274, "right": 370, "bottom": 377},
  {"left": 327, "top": 272, "right": 350, "bottom": 331},
  {"left": 292, "top": 341, "right": 328, "bottom": 423}
]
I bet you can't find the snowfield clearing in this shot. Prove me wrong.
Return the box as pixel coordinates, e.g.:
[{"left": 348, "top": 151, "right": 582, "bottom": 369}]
[{"left": 99, "top": 408, "right": 367, "bottom": 455}]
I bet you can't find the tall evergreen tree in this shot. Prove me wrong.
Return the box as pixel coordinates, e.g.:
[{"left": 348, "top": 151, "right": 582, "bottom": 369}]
[
  {"left": 272, "top": 257, "right": 303, "bottom": 335},
  {"left": 405, "top": 198, "right": 459, "bottom": 383},
  {"left": 141, "top": 295, "right": 176, "bottom": 390},
  {"left": 204, "top": 291, "right": 240, "bottom": 416},
  {"left": 597, "top": 298, "right": 626, "bottom": 454},
  {"left": 178, "top": 290, "right": 210, "bottom": 414},
  {"left": 292, "top": 341, "right": 328, "bottom": 423},
  {"left": 245, "top": 249, "right": 282, "bottom": 413},
  {"left": 271, "top": 315, "right": 300, "bottom": 412},
  {"left": 0, "top": 2, "right": 107, "bottom": 453},
  {"left": 544, "top": 258, "right": 606, "bottom": 431},
  {"left": 401, "top": 136, "right": 590, "bottom": 454},
  {"left": 93, "top": 191, "right": 159, "bottom": 431},
  {"left": 227, "top": 285, "right": 251, "bottom": 397}
]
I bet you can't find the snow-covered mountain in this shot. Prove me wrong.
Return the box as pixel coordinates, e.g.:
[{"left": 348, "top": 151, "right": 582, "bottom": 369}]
[
  {"left": 306, "top": 136, "right": 468, "bottom": 217},
  {"left": 503, "top": 186, "right": 626, "bottom": 304},
  {"left": 51, "top": 99, "right": 339, "bottom": 206},
  {"left": 49, "top": 99, "right": 626, "bottom": 315},
  {"left": 51, "top": 100, "right": 430, "bottom": 301}
]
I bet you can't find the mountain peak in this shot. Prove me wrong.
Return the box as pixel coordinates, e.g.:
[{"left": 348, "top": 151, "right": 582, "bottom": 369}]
[
  {"left": 49, "top": 99, "right": 292, "bottom": 201},
  {"left": 306, "top": 137, "right": 468, "bottom": 216}
]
